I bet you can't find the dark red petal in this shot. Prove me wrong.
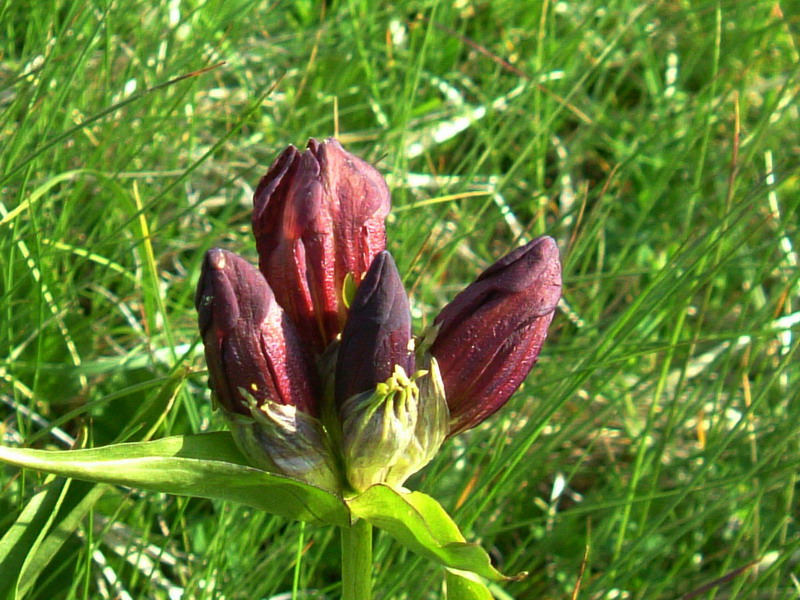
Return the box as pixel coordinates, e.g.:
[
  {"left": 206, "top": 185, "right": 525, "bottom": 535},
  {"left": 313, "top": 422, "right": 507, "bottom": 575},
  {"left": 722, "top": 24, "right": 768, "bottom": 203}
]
[
  {"left": 431, "top": 236, "right": 562, "bottom": 435},
  {"left": 335, "top": 251, "right": 413, "bottom": 406},
  {"left": 252, "top": 138, "right": 391, "bottom": 353},
  {"left": 195, "top": 248, "right": 320, "bottom": 417}
]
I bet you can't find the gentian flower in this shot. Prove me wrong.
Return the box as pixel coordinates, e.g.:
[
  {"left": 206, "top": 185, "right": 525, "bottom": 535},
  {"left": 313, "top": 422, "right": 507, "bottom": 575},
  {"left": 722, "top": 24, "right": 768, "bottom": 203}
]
[
  {"left": 252, "top": 138, "right": 391, "bottom": 354},
  {"left": 427, "top": 236, "right": 562, "bottom": 436},
  {"left": 335, "top": 251, "right": 447, "bottom": 491},
  {"left": 335, "top": 251, "right": 414, "bottom": 405},
  {"left": 195, "top": 248, "right": 339, "bottom": 490},
  {"left": 196, "top": 138, "right": 561, "bottom": 496}
]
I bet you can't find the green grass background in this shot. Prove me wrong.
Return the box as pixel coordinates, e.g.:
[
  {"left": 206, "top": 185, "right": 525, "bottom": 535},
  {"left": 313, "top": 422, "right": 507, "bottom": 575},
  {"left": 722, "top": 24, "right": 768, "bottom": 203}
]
[{"left": 1, "top": 0, "right": 799, "bottom": 598}]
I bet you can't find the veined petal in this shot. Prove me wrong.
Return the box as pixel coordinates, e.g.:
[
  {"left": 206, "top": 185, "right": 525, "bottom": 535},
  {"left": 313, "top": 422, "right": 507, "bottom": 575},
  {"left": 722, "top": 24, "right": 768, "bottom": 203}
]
[
  {"left": 195, "top": 248, "right": 319, "bottom": 417},
  {"left": 429, "top": 236, "right": 562, "bottom": 435},
  {"left": 253, "top": 138, "right": 390, "bottom": 353},
  {"left": 335, "top": 251, "right": 413, "bottom": 408}
]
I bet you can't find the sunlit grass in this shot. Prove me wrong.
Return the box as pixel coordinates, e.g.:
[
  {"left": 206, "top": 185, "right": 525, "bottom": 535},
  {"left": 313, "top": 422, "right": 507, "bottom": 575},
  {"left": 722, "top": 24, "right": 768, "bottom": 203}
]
[{"left": 1, "top": 0, "right": 798, "bottom": 598}]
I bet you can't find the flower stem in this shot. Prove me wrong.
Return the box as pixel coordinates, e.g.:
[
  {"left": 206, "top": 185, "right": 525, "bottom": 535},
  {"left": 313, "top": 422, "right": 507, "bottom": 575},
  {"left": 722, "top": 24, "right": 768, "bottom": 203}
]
[{"left": 340, "top": 519, "right": 373, "bottom": 600}]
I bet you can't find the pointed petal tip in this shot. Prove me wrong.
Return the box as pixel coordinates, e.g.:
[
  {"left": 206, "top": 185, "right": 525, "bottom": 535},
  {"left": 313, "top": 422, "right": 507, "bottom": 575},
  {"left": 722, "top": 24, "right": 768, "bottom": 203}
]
[
  {"left": 351, "top": 250, "right": 400, "bottom": 309},
  {"left": 430, "top": 235, "right": 562, "bottom": 434},
  {"left": 307, "top": 137, "right": 343, "bottom": 151},
  {"left": 371, "top": 249, "right": 393, "bottom": 273},
  {"left": 335, "top": 249, "right": 412, "bottom": 405},
  {"left": 530, "top": 235, "right": 562, "bottom": 288},
  {"left": 196, "top": 248, "right": 229, "bottom": 318},
  {"left": 252, "top": 144, "right": 303, "bottom": 224},
  {"left": 200, "top": 247, "right": 258, "bottom": 280},
  {"left": 533, "top": 235, "right": 560, "bottom": 265},
  {"left": 477, "top": 235, "right": 562, "bottom": 296},
  {"left": 251, "top": 138, "right": 391, "bottom": 351},
  {"left": 203, "top": 247, "right": 232, "bottom": 271}
]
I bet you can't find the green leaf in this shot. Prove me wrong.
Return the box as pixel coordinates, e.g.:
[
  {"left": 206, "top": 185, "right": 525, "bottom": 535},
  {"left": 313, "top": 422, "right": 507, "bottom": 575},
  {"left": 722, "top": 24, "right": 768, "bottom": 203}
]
[
  {"left": 1, "top": 368, "right": 185, "bottom": 597},
  {"left": 0, "top": 478, "right": 109, "bottom": 599},
  {"left": 0, "top": 475, "right": 71, "bottom": 599},
  {"left": 0, "top": 432, "right": 349, "bottom": 527},
  {"left": 347, "top": 485, "right": 524, "bottom": 582},
  {"left": 17, "top": 482, "right": 108, "bottom": 597},
  {"left": 445, "top": 569, "right": 495, "bottom": 600}
]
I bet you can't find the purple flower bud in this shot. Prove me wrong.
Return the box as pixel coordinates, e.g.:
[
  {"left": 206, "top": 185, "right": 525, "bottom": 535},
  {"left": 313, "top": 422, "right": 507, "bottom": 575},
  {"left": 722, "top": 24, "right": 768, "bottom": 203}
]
[
  {"left": 429, "top": 236, "right": 562, "bottom": 436},
  {"left": 195, "top": 248, "right": 319, "bottom": 418},
  {"left": 335, "top": 251, "right": 413, "bottom": 408},
  {"left": 252, "top": 138, "right": 391, "bottom": 354}
]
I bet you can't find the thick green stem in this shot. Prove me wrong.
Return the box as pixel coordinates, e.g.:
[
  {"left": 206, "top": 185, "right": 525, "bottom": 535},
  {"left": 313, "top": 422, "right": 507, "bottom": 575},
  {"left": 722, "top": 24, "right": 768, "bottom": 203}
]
[{"left": 340, "top": 519, "right": 373, "bottom": 600}]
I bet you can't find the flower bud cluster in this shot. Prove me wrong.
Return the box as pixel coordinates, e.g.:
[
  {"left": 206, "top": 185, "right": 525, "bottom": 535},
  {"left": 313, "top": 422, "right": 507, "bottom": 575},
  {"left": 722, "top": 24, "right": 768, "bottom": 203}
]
[{"left": 196, "top": 138, "right": 561, "bottom": 494}]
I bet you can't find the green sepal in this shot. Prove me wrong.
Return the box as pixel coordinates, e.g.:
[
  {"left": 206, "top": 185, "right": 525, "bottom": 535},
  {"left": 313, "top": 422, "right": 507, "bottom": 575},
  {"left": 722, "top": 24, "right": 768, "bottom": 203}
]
[
  {"left": 340, "top": 364, "right": 449, "bottom": 492},
  {"left": 340, "top": 366, "right": 418, "bottom": 491},
  {"left": 0, "top": 366, "right": 188, "bottom": 597},
  {"left": 346, "top": 484, "right": 525, "bottom": 582},
  {"left": 388, "top": 355, "right": 448, "bottom": 481},
  {"left": 230, "top": 393, "right": 342, "bottom": 493},
  {"left": 0, "top": 432, "right": 349, "bottom": 526}
]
